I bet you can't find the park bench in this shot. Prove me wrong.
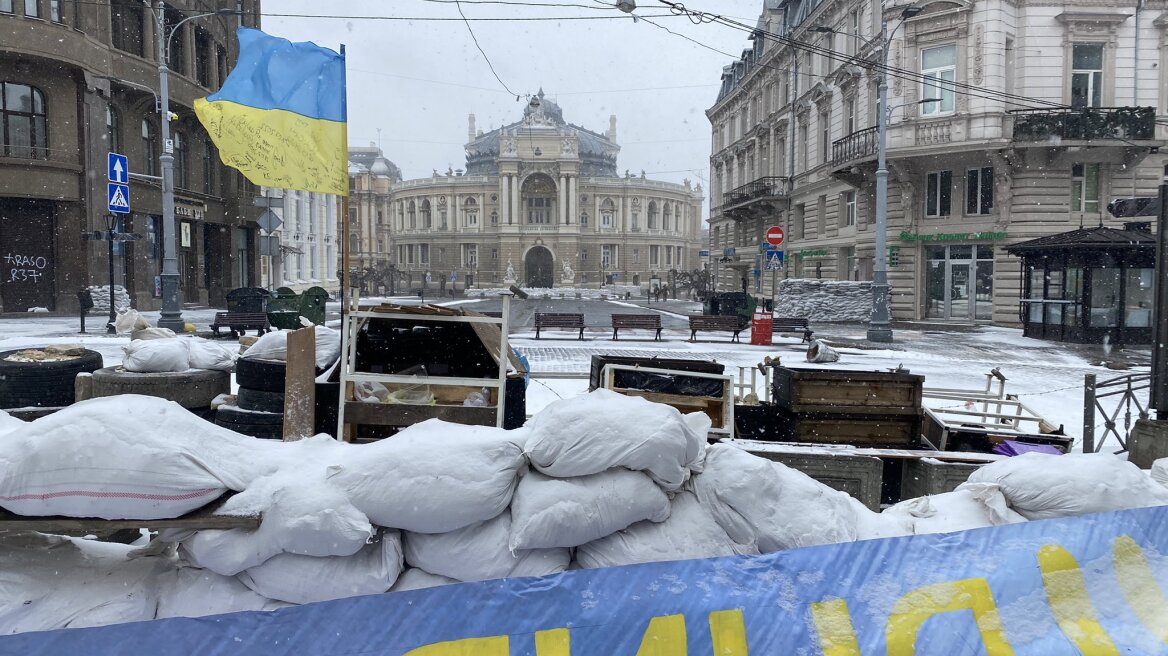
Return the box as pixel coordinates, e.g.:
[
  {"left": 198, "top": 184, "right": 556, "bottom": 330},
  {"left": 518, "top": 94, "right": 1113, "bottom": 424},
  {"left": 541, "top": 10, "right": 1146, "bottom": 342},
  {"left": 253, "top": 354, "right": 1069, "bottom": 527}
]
[
  {"left": 611, "top": 314, "right": 662, "bottom": 341},
  {"left": 534, "top": 312, "right": 585, "bottom": 340},
  {"left": 772, "top": 317, "right": 814, "bottom": 343},
  {"left": 210, "top": 312, "right": 271, "bottom": 338},
  {"left": 688, "top": 315, "right": 744, "bottom": 343}
]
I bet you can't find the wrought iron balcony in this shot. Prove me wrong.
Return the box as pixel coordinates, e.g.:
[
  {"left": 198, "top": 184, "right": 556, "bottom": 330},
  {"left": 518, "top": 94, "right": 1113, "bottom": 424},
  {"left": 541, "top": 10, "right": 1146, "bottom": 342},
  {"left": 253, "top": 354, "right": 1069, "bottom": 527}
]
[
  {"left": 1011, "top": 107, "right": 1156, "bottom": 142},
  {"left": 831, "top": 126, "right": 878, "bottom": 168},
  {"left": 717, "top": 176, "right": 789, "bottom": 220}
]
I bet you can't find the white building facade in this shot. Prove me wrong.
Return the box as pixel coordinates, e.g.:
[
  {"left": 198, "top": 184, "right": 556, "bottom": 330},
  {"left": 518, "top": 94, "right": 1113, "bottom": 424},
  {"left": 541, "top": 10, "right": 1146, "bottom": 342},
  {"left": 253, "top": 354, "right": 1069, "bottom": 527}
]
[
  {"left": 708, "top": 0, "right": 1164, "bottom": 325},
  {"left": 258, "top": 188, "right": 340, "bottom": 295}
]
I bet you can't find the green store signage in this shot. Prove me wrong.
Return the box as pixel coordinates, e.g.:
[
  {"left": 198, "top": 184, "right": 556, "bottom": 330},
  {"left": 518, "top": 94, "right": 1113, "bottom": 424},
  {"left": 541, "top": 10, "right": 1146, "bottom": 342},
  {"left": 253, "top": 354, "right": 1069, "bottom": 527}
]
[
  {"left": 793, "top": 249, "right": 830, "bottom": 258},
  {"left": 899, "top": 231, "right": 1008, "bottom": 242}
]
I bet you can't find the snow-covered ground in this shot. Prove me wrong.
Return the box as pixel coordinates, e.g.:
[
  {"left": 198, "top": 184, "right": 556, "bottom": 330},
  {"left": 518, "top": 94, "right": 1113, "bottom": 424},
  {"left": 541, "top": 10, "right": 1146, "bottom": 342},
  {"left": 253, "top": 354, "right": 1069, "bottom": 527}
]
[{"left": 0, "top": 302, "right": 1149, "bottom": 450}]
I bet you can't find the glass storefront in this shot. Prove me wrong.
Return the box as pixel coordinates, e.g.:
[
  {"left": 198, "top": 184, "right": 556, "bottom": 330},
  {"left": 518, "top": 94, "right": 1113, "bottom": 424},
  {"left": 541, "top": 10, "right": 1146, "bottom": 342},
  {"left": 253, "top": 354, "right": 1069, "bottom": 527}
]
[{"left": 925, "top": 244, "right": 994, "bottom": 321}]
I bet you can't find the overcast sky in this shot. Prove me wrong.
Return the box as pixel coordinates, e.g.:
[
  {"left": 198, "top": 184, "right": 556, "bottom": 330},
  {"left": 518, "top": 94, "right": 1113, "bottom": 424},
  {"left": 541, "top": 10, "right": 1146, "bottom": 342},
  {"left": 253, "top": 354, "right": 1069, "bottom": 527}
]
[{"left": 263, "top": 0, "right": 763, "bottom": 205}]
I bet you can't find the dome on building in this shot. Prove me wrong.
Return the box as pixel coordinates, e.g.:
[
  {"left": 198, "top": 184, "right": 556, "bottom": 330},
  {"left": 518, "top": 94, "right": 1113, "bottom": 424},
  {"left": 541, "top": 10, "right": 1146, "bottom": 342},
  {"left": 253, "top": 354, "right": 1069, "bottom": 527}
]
[
  {"left": 348, "top": 144, "right": 402, "bottom": 181},
  {"left": 370, "top": 157, "right": 399, "bottom": 179},
  {"left": 465, "top": 91, "right": 620, "bottom": 178}
]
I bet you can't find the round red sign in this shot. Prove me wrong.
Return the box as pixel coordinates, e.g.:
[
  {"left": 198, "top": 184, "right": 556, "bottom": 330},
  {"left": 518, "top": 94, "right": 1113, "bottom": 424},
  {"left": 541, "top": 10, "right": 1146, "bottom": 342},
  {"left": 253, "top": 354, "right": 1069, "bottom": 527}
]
[{"left": 765, "top": 226, "right": 785, "bottom": 246}]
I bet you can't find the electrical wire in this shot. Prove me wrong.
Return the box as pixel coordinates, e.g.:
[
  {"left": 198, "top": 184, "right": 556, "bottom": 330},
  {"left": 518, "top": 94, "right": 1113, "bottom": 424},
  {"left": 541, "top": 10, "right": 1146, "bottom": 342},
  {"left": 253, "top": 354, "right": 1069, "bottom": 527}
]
[{"left": 453, "top": 0, "right": 520, "bottom": 98}]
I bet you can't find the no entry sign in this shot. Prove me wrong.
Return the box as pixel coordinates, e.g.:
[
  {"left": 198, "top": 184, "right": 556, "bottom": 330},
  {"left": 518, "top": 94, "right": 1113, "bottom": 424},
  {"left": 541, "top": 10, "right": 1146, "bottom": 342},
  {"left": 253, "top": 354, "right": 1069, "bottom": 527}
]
[{"left": 765, "top": 226, "right": 785, "bottom": 246}]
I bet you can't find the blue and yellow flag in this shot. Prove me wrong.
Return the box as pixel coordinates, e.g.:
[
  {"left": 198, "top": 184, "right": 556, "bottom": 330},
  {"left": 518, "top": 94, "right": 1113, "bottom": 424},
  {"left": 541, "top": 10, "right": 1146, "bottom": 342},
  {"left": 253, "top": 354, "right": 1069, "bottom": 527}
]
[{"left": 195, "top": 27, "right": 347, "bottom": 196}]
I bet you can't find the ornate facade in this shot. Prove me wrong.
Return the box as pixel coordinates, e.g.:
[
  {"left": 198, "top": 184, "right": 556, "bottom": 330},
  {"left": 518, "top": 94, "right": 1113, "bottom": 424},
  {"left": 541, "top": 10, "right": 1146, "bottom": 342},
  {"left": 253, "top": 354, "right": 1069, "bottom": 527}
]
[
  {"left": 708, "top": 0, "right": 1165, "bottom": 326},
  {"left": 352, "top": 93, "right": 704, "bottom": 292}
]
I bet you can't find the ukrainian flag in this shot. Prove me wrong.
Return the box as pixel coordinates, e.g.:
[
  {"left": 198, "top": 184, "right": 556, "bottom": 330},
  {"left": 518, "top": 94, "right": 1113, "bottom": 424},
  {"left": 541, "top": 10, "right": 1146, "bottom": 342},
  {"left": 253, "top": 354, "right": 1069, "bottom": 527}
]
[{"left": 195, "top": 27, "right": 347, "bottom": 196}]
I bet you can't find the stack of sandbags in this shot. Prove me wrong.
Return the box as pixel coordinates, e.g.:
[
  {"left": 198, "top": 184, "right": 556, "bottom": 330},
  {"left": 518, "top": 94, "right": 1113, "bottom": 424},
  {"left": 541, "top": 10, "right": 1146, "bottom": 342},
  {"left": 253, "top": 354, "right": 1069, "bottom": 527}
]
[{"left": 87, "top": 285, "right": 131, "bottom": 313}]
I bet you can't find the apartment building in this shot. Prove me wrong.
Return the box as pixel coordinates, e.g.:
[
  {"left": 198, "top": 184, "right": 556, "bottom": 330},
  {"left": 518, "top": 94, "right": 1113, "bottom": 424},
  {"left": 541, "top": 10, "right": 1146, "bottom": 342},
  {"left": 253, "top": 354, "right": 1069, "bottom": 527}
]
[{"left": 708, "top": 0, "right": 1164, "bottom": 325}]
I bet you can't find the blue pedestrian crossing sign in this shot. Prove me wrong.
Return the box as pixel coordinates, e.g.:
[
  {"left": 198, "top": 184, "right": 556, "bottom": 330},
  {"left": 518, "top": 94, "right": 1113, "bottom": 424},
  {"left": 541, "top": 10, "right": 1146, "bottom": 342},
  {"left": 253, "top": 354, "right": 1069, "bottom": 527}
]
[
  {"left": 108, "top": 183, "right": 131, "bottom": 214},
  {"left": 107, "top": 152, "right": 128, "bottom": 184},
  {"left": 765, "top": 250, "right": 785, "bottom": 270}
]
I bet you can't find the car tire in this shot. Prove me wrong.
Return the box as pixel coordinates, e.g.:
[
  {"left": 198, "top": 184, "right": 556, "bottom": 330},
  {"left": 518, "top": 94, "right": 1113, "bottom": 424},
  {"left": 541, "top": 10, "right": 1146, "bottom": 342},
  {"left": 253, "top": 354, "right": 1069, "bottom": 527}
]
[
  {"left": 0, "top": 348, "right": 104, "bottom": 409},
  {"left": 215, "top": 404, "right": 284, "bottom": 440},
  {"left": 236, "top": 386, "right": 285, "bottom": 413},
  {"left": 89, "top": 367, "right": 230, "bottom": 409},
  {"left": 234, "top": 357, "right": 287, "bottom": 393}
]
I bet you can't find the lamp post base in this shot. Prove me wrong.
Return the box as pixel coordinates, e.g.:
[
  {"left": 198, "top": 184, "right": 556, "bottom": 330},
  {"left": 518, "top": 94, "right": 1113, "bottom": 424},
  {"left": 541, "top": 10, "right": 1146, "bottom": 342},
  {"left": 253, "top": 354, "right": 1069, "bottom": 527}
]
[
  {"left": 156, "top": 273, "right": 185, "bottom": 332},
  {"left": 866, "top": 323, "right": 894, "bottom": 343},
  {"left": 866, "top": 280, "right": 894, "bottom": 343}
]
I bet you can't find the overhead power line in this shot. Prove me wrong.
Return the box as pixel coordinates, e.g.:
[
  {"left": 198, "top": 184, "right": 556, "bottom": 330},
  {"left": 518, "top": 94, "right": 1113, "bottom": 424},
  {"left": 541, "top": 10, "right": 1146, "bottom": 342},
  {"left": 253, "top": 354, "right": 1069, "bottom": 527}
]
[{"left": 453, "top": 0, "right": 519, "bottom": 98}]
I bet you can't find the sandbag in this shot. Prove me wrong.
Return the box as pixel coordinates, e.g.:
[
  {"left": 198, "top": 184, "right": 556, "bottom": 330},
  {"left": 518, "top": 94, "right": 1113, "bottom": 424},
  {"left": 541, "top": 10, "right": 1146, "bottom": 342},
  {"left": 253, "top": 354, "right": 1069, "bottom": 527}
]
[
  {"left": 178, "top": 471, "right": 374, "bottom": 576},
  {"left": 690, "top": 443, "right": 871, "bottom": 552},
  {"left": 0, "top": 409, "right": 23, "bottom": 437},
  {"left": 881, "top": 483, "right": 1026, "bottom": 535},
  {"left": 575, "top": 491, "right": 756, "bottom": 569},
  {"left": 113, "top": 308, "right": 150, "bottom": 335},
  {"left": 187, "top": 338, "right": 237, "bottom": 371},
  {"left": 314, "top": 325, "right": 341, "bottom": 369},
  {"left": 508, "top": 469, "right": 670, "bottom": 550},
  {"left": 1151, "top": 458, "right": 1168, "bottom": 488},
  {"left": 122, "top": 338, "right": 190, "bottom": 373},
  {"left": 525, "top": 389, "right": 704, "bottom": 491},
  {"left": 0, "top": 396, "right": 264, "bottom": 519},
  {"left": 155, "top": 566, "right": 289, "bottom": 619},
  {"left": 403, "top": 511, "right": 569, "bottom": 583},
  {"left": 237, "top": 530, "right": 404, "bottom": 605},
  {"left": 131, "top": 327, "right": 177, "bottom": 340},
  {"left": 964, "top": 452, "right": 1168, "bottom": 520},
  {"left": 0, "top": 532, "right": 168, "bottom": 632},
  {"left": 241, "top": 330, "right": 289, "bottom": 361},
  {"left": 330, "top": 419, "right": 526, "bottom": 533},
  {"left": 389, "top": 568, "right": 459, "bottom": 593}
]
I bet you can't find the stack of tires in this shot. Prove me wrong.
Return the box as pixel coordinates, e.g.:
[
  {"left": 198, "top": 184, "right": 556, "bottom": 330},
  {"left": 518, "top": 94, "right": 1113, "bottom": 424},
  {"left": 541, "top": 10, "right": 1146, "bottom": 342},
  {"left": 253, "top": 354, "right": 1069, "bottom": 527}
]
[
  {"left": 0, "top": 348, "right": 104, "bottom": 417},
  {"left": 217, "top": 358, "right": 287, "bottom": 439}
]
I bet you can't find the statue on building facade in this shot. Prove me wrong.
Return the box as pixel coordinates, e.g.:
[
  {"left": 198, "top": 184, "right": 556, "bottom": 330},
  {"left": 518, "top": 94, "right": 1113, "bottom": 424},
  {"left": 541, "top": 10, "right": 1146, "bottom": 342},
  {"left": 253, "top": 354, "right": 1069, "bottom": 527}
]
[
  {"left": 502, "top": 130, "right": 518, "bottom": 157},
  {"left": 504, "top": 260, "right": 517, "bottom": 283},
  {"left": 561, "top": 258, "right": 575, "bottom": 283},
  {"left": 561, "top": 130, "right": 577, "bottom": 156}
]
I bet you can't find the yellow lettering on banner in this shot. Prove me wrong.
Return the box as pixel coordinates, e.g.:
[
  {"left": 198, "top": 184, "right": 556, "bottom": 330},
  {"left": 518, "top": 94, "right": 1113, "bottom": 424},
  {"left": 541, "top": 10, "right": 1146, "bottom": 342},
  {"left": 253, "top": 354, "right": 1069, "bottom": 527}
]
[
  {"left": 709, "top": 609, "right": 749, "bottom": 655},
  {"left": 1113, "top": 535, "right": 1168, "bottom": 644},
  {"left": 886, "top": 578, "right": 1015, "bottom": 655},
  {"left": 810, "top": 599, "right": 862, "bottom": 656},
  {"left": 636, "top": 614, "right": 687, "bottom": 655},
  {"left": 1036, "top": 544, "right": 1120, "bottom": 655},
  {"left": 535, "top": 628, "right": 570, "bottom": 655},
  {"left": 403, "top": 636, "right": 509, "bottom": 655}
]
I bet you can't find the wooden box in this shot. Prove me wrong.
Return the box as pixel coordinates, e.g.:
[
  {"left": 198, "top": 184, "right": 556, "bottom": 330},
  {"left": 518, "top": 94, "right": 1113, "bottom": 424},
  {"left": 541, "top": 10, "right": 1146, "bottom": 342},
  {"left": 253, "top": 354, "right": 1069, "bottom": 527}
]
[
  {"left": 772, "top": 367, "right": 924, "bottom": 416},
  {"left": 774, "top": 409, "right": 922, "bottom": 449}
]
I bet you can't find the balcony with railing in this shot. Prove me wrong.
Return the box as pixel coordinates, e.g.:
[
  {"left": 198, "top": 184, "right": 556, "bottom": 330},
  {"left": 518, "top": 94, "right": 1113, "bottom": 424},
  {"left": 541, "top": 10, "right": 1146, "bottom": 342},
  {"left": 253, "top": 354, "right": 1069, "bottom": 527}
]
[
  {"left": 1010, "top": 107, "right": 1156, "bottom": 143},
  {"left": 716, "top": 176, "right": 790, "bottom": 220},
  {"left": 831, "top": 126, "right": 878, "bottom": 169}
]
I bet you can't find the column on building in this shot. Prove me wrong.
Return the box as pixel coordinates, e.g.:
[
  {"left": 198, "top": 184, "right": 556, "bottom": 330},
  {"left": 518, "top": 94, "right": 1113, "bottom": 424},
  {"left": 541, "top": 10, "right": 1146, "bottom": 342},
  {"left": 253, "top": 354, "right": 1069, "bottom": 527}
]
[
  {"left": 558, "top": 174, "right": 566, "bottom": 224},
  {"left": 499, "top": 175, "right": 510, "bottom": 224},
  {"left": 568, "top": 175, "right": 577, "bottom": 226},
  {"left": 511, "top": 174, "right": 520, "bottom": 225}
]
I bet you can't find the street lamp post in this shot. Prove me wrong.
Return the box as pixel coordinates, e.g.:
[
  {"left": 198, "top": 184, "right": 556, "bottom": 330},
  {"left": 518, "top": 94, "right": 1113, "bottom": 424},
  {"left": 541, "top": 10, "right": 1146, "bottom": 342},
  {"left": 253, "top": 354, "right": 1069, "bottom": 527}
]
[
  {"left": 153, "top": 2, "right": 240, "bottom": 332},
  {"left": 105, "top": 213, "right": 118, "bottom": 334}
]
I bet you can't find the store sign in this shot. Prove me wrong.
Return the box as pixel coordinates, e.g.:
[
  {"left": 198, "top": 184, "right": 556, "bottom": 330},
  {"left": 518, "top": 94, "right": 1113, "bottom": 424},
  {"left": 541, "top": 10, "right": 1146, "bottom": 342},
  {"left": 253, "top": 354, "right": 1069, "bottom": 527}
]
[
  {"left": 899, "top": 231, "right": 1008, "bottom": 242},
  {"left": 794, "top": 249, "right": 829, "bottom": 258},
  {"left": 175, "top": 200, "right": 206, "bottom": 221}
]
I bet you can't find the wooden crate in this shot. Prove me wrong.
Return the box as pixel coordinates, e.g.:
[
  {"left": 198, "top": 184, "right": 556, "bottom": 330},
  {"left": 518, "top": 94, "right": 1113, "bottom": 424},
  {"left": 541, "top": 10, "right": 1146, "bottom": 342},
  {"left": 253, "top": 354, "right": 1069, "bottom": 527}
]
[
  {"left": 772, "top": 367, "right": 924, "bottom": 416},
  {"left": 774, "top": 409, "right": 922, "bottom": 448},
  {"left": 589, "top": 355, "right": 724, "bottom": 391}
]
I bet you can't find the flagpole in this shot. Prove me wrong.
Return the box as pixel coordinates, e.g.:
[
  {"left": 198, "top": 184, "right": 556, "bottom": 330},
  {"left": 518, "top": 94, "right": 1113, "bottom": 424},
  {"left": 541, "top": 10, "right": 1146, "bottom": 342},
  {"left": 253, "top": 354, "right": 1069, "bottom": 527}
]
[{"left": 339, "top": 43, "right": 350, "bottom": 318}]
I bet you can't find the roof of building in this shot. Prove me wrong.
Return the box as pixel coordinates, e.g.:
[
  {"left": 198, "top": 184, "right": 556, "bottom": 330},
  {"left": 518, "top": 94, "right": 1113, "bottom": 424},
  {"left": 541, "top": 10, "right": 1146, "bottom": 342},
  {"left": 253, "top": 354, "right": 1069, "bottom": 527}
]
[
  {"left": 1004, "top": 223, "right": 1157, "bottom": 254},
  {"left": 347, "top": 145, "right": 402, "bottom": 181}
]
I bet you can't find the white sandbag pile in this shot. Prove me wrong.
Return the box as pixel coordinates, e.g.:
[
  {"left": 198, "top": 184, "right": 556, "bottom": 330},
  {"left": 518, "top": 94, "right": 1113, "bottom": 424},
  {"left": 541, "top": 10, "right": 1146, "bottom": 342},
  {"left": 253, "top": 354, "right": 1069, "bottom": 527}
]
[
  {"left": 0, "top": 409, "right": 23, "bottom": 438},
  {"left": 122, "top": 338, "right": 191, "bottom": 373},
  {"left": 964, "top": 452, "right": 1168, "bottom": 520},
  {"left": 403, "top": 511, "right": 569, "bottom": 582},
  {"left": 881, "top": 482, "right": 1025, "bottom": 535},
  {"left": 236, "top": 531, "right": 404, "bottom": 605},
  {"left": 87, "top": 285, "right": 131, "bottom": 313},
  {"left": 0, "top": 396, "right": 269, "bottom": 519},
  {"left": 240, "top": 326, "right": 341, "bottom": 369}
]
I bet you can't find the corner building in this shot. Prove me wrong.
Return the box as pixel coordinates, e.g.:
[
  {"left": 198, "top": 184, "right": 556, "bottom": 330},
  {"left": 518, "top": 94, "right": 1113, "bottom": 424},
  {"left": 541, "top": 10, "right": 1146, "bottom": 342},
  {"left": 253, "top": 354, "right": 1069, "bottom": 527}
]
[
  {"left": 0, "top": 0, "right": 262, "bottom": 312},
  {"left": 361, "top": 93, "right": 704, "bottom": 291},
  {"left": 708, "top": 0, "right": 1164, "bottom": 326}
]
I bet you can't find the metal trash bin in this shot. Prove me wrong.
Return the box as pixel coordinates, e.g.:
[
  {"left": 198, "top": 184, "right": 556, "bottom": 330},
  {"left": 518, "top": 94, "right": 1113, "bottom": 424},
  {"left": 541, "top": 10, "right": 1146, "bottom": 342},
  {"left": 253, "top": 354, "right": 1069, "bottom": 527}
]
[
  {"left": 299, "top": 286, "right": 329, "bottom": 326},
  {"left": 225, "top": 287, "right": 272, "bottom": 314},
  {"left": 750, "top": 310, "right": 773, "bottom": 346},
  {"left": 266, "top": 287, "right": 301, "bottom": 330}
]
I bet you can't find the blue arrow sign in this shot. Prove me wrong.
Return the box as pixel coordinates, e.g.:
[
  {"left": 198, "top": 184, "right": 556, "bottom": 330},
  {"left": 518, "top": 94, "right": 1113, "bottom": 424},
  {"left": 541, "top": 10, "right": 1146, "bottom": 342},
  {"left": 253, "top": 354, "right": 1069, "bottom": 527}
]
[
  {"left": 107, "top": 152, "right": 128, "bottom": 184},
  {"left": 698, "top": 250, "right": 710, "bottom": 258},
  {"left": 723, "top": 247, "right": 736, "bottom": 257},
  {"left": 108, "top": 183, "right": 130, "bottom": 214}
]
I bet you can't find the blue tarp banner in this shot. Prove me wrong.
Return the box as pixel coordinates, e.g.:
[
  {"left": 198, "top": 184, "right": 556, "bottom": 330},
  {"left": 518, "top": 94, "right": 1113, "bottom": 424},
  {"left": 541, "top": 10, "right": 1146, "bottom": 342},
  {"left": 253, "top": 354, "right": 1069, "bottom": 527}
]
[{"left": 4, "top": 506, "right": 1168, "bottom": 655}]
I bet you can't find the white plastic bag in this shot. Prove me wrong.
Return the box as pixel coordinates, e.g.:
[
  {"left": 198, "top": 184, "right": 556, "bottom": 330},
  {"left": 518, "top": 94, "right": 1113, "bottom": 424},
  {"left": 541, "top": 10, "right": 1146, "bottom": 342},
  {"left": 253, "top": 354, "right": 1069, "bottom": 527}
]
[
  {"left": 508, "top": 469, "right": 670, "bottom": 550},
  {"left": 525, "top": 389, "right": 704, "bottom": 491},
  {"left": 241, "top": 330, "right": 289, "bottom": 361},
  {"left": 330, "top": 419, "right": 526, "bottom": 533},
  {"left": 964, "top": 452, "right": 1168, "bottom": 520},
  {"left": 881, "top": 483, "right": 1026, "bottom": 535},
  {"left": 121, "top": 338, "right": 190, "bottom": 373},
  {"left": 690, "top": 443, "right": 871, "bottom": 552},
  {"left": 187, "top": 338, "right": 237, "bottom": 371},
  {"left": 403, "top": 511, "right": 569, "bottom": 583},
  {"left": 236, "top": 530, "right": 404, "bottom": 605},
  {"left": 314, "top": 325, "right": 341, "bottom": 369},
  {"left": 114, "top": 308, "right": 150, "bottom": 335},
  {"left": 575, "top": 491, "right": 756, "bottom": 569}
]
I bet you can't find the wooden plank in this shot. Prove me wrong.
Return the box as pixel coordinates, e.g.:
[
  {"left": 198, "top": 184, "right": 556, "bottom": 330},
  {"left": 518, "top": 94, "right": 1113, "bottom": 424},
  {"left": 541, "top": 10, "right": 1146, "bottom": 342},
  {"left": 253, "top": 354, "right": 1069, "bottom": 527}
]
[
  {"left": 0, "top": 494, "right": 261, "bottom": 532},
  {"left": 283, "top": 325, "right": 316, "bottom": 441}
]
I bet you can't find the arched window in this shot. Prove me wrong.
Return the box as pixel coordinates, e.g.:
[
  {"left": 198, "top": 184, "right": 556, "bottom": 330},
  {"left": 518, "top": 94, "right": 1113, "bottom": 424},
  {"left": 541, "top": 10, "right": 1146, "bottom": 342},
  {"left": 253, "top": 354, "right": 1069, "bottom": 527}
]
[
  {"left": 662, "top": 203, "right": 672, "bottom": 232},
  {"left": 490, "top": 210, "right": 498, "bottom": 226},
  {"left": 600, "top": 198, "right": 615, "bottom": 228},
  {"left": 420, "top": 199, "right": 431, "bottom": 228},
  {"left": 106, "top": 105, "right": 121, "bottom": 154},
  {"left": 648, "top": 201, "right": 658, "bottom": 230},
  {"left": 580, "top": 211, "right": 588, "bottom": 226},
  {"left": 349, "top": 233, "right": 359, "bottom": 254},
  {"left": 173, "top": 130, "right": 188, "bottom": 189},
  {"left": 141, "top": 118, "right": 157, "bottom": 175},
  {"left": 464, "top": 197, "right": 478, "bottom": 226},
  {"left": 407, "top": 201, "right": 416, "bottom": 229},
  {"left": 1, "top": 82, "right": 47, "bottom": 159}
]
